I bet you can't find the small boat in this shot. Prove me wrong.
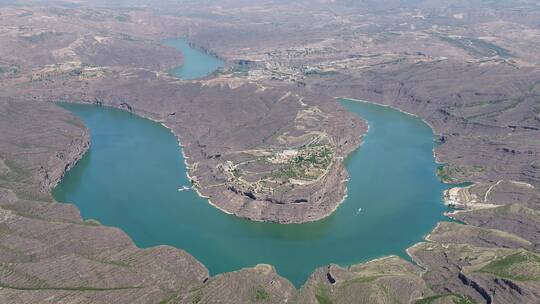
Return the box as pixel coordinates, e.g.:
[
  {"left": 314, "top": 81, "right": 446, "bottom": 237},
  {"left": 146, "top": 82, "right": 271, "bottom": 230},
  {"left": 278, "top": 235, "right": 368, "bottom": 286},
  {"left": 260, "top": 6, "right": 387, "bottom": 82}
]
[
  {"left": 178, "top": 185, "right": 191, "bottom": 192},
  {"left": 356, "top": 207, "right": 362, "bottom": 215}
]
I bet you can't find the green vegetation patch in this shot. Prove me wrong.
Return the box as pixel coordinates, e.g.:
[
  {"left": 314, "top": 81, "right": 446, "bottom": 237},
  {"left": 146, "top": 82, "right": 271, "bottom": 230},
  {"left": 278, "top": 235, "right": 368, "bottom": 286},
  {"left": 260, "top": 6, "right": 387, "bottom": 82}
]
[
  {"left": 231, "top": 65, "right": 250, "bottom": 76},
  {"left": 438, "top": 36, "right": 511, "bottom": 58},
  {"left": 338, "top": 275, "right": 381, "bottom": 289},
  {"left": 191, "top": 290, "right": 203, "bottom": 304},
  {"left": 436, "top": 165, "right": 453, "bottom": 183},
  {"left": 252, "top": 287, "right": 270, "bottom": 301},
  {"left": 0, "top": 65, "right": 20, "bottom": 77},
  {"left": 115, "top": 14, "right": 132, "bottom": 22},
  {"left": 437, "top": 164, "right": 484, "bottom": 183},
  {"left": 275, "top": 144, "right": 334, "bottom": 181},
  {"left": 476, "top": 251, "right": 540, "bottom": 281},
  {"left": 415, "top": 294, "right": 476, "bottom": 304},
  {"left": 303, "top": 69, "right": 338, "bottom": 76},
  {"left": 158, "top": 291, "right": 182, "bottom": 304},
  {"left": 315, "top": 283, "right": 333, "bottom": 304}
]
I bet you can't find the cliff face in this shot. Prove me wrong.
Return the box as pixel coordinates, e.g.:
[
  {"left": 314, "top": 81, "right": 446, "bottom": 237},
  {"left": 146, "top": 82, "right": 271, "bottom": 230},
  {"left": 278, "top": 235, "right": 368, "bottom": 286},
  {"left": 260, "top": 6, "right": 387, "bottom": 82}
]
[
  {"left": 303, "top": 61, "right": 540, "bottom": 189},
  {"left": 1, "top": 98, "right": 539, "bottom": 304},
  {"left": 37, "top": 123, "right": 90, "bottom": 195},
  {"left": 0, "top": 100, "right": 210, "bottom": 303},
  {"left": 3, "top": 66, "right": 366, "bottom": 223},
  {"left": 0, "top": 100, "right": 86, "bottom": 202},
  {"left": 1, "top": 1, "right": 540, "bottom": 302}
]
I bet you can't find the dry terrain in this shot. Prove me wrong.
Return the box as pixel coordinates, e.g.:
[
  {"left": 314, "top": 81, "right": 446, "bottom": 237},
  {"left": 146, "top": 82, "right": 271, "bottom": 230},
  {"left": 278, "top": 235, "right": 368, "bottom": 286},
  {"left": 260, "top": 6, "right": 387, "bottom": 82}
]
[{"left": 0, "top": 0, "right": 539, "bottom": 303}]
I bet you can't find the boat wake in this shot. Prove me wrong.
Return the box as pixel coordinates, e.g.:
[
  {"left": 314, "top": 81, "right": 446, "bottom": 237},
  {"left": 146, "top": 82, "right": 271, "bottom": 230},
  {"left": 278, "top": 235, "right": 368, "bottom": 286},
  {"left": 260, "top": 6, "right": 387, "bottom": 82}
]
[{"left": 178, "top": 185, "right": 191, "bottom": 192}]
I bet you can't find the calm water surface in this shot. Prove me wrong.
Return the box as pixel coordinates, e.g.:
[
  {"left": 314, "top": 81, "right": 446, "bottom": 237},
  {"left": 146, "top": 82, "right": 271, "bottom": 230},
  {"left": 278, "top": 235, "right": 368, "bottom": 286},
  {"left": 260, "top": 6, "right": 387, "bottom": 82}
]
[
  {"left": 162, "top": 38, "right": 223, "bottom": 79},
  {"left": 54, "top": 100, "right": 450, "bottom": 287},
  {"left": 53, "top": 40, "right": 450, "bottom": 287}
]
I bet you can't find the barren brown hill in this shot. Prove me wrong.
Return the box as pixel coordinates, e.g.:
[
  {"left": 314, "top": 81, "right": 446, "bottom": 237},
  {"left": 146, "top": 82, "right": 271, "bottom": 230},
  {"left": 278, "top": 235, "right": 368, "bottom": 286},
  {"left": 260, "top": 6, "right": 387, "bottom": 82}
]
[{"left": 1, "top": 0, "right": 539, "bottom": 303}]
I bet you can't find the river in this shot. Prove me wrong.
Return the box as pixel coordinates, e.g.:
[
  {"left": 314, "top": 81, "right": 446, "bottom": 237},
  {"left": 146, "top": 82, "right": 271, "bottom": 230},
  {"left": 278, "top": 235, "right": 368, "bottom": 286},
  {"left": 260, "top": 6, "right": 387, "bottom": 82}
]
[
  {"left": 162, "top": 38, "right": 224, "bottom": 79},
  {"left": 53, "top": 39, "right": 450, "bottom": 287}
]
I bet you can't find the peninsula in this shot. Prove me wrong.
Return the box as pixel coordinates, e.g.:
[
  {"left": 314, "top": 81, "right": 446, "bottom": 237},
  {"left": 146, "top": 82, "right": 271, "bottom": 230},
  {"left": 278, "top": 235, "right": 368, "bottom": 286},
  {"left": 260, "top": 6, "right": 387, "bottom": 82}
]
[{"left": 0, "top": 0, "right": 539, "bottom": 303}]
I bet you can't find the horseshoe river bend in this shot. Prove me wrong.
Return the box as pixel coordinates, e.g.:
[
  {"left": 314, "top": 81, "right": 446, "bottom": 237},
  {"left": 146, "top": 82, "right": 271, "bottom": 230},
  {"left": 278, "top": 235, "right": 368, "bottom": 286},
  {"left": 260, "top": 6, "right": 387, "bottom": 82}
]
[{"left": 53, "top": 38, "right": 451, "bottom": 287}]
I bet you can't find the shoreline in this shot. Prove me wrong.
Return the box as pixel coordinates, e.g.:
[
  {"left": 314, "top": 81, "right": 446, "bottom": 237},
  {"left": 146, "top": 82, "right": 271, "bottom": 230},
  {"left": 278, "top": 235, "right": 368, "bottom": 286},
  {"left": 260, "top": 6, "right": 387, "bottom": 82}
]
[
  {"left": 339, "top": 97, "right": 452, "bottom": 170},
  {"left": 50, "top": 96, "right": 468, "bottom": 286},
  {"left": 338, "top": 97, "right": 473, "bottom": 273},
  {"left": 149, "top": 95, "right": 465, "bottom": 269},
  {"left": 53, "top": 100, "right": 358, "bottom": 224}
]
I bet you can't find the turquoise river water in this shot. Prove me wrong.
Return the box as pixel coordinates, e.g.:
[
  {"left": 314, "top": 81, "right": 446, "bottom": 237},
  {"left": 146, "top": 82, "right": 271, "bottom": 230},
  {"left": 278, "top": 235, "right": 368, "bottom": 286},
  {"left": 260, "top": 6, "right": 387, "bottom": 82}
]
[
  {"left": 162, "top": 38, "right": 224, "bottom": 79},
  {"left": 53, "top": 39, "right": 450, "bottom": 287}
]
